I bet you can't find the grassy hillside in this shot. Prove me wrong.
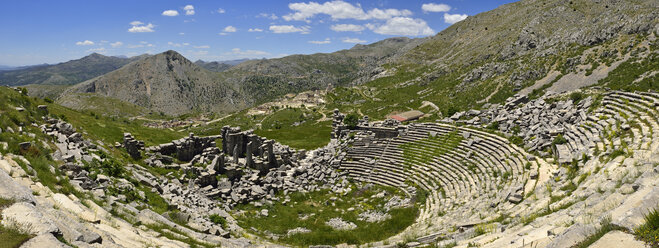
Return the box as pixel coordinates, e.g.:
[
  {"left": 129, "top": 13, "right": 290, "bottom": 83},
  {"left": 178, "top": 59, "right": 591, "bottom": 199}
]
[{"left": 321, "top": 0, "right": 658, "bottom": 120}]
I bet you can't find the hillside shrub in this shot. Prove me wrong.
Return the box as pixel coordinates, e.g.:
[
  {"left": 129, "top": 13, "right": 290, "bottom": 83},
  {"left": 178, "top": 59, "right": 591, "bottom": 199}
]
[
  {"left": 344, "top": 113, "right": 359, "bottom": 129},
  {"left": 552, "top": 134, "right": 567, "bottom": 145},
  {"left": 635, "top": 207, "right": 659, "bottom": 247}
]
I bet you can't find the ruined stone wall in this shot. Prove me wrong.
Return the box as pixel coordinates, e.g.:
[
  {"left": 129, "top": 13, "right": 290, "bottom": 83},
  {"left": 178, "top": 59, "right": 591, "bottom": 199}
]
[{"left": 146, "top": 133, "right": 220, "bottom": 162}]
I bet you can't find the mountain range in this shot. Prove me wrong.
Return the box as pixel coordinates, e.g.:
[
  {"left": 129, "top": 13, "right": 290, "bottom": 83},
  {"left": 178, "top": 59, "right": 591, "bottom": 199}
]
[
  {"left": 56, "top": 37, "right": 420, "bottom": 115},
  {"left": 6, "top": 0, "right": 658, "bottom": 117},
  {"left": 0, "top": 53, "right": 147, "bottom": 86}
]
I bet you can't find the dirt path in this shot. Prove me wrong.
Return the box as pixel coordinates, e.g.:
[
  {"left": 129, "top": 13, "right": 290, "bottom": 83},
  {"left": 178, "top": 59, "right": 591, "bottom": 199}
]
[
  {"left": 478, "top": 81, "right": 503, "bottom": 104},
  {"left": 206, "top": 113, "right": 233, "bottom": 125}
]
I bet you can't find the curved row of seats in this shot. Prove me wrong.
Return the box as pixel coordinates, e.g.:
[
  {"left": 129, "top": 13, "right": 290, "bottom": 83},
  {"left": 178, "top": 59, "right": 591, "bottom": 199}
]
[
  {"left": 561, "top": 90, "right": 659, "bottom": 158},
  {"left": 339, "top": 122, "right": 531, "bottom": 234}
]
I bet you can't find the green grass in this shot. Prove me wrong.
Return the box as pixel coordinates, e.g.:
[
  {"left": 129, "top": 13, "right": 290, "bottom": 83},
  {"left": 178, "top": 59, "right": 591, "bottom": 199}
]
[
  {"left": 234, "top": 185, "right": 417, "bottom": 246},
  {"left": 191, "top": 106, "right": 332, "bottom": 150},
  {"left": 598, "top": 52, "right": 658, "bottom": 92},
  {"left": 56, "top": 93, "right": 148, "bottom": 117},
  {"left": 143, "top": 187, "right": 171, "bottom": 214},
  {"left": 49, "top": 103, "right": 184, "bottom": 147},
  {"left": 0, "top": 222, "right": 33, "bottom": 248},
  {"left": 255, "top": 108, "right": 331, "bottom": 150},
  {"left": 521, "top": 199, "right": 579, "bottom": 226},
  {"left": 208, "top": 214, "right": 227, "bottom": 229},
  {"left": 635, "top": 206, "right": 659, "bottom": 247},
  {"left": 0, "top": 198, "right": 33, "bottom": 248}
]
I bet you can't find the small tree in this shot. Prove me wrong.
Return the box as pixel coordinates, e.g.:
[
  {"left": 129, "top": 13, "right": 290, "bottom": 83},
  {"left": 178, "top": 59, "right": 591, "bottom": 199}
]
[
  {"left": 552, "top": 134, "right": 567, "bottom": 145},
  {"left": 569, "top": 92, "right": 584, "bottom": 104},
  {"left": 444, "top": 106, "right": 459, "bottom": 117},
  {"left": 344, "top": 113, "right": 359, "bottom": 129}
]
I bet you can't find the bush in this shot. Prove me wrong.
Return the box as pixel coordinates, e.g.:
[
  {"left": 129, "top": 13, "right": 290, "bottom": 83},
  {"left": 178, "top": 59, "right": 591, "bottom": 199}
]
[
  {"left": 609, "top": 149, "right": 626, "bottom": 159},
  {"left": 444, "top": 106, "right": 459, "bottom": 118},
  {"left": 344, "top": 113, "right": 359, "bottom": 129},
  {"left": 635, "top": 207, "right": 659, "bottom": 247},
  {"left": 486, "top": 121, "right": 499, "bottom": 131},
  {"left": 552, "top": 134, "right": 567, "bottom": 145},
  {"left": 99, "top": 158, "right": 125, "bottom": 178},
  {"left": 209, "top": 214, "right": 227, "bottom": 228},
  {"left": 508, "top": 135, "right": 523, "bottom": 146},
  {"left": 44, "top": 97, "right": 54, "bottom": 103},
  {"left": 569, "top": 92, "right": 584, "bottom": 104}
]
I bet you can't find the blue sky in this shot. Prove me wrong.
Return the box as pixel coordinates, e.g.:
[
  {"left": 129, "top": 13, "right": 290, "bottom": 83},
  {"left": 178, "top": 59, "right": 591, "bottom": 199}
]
[{"left": 0, "top": 0, "right": 517, "bottom": 66}]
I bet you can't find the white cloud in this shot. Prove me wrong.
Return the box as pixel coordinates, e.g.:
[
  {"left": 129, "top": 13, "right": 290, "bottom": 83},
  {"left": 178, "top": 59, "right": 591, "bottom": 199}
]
[
  {"left": 342, "top": 37, "right": 366, "bottom": 43},
  {"left": 309, "top": 38, "right": 331, "bottom": 44},
  {"left": 217, "top": 8, "right": 226, "bottom": 14},
  {"left": 179, "top": 32, "right": 185, "bottom": 35},
  {"left": 223, "top": 26, "right": 237, "bottom": 32},
  {"left": 283, "top": 1, "right": 411, "bottom": 21},
  {"left": 189, "top": 50, "right": 209, "bottom": 56},
  {"left": 269, "top": 25, "right": 310, "bottom": 34},
  {"left": 75, "top": 40, "right": 94, "bottom": 46},
  {"left": 86, "top": 47, "right": 106, "bottom": 53},
  {"left": 168, "top": 42, "right": 189, "bottom": 47},
  {"left": 248, "top": 28, "right": 263, "bottom": 32},
  {"left": 162, "top": 10, "right": 179, "bottom": 16},
  {"left": 367, "top": 17, "right": 434, "bottom": 36},
  {"left": 193, "top": 45, "right": 210, "bottom": 49},
  {"left": 366, "top": 8, "right": 412, "bottom": 20},
  {"left": 110, "top": 41, "right": 123, "bottom": 48},
  {"left": 330, "top": 24, "right": 364, "bottom": 32},
  {"left": 257, "top": 13, "right": 278, "bottom": 20},
  {"left": 444, "top": 13, "right": 467, "bottom": 24},
  {"left": 422, "top": 3, "right": 451, "bottom": 12},
  {"left": 227, "top": 48, "right": 270, "bottom": 57},
  {"left": 184, "top": 5, "right": 195, "bottom": 15},
  {"left": 128, "top": 42, "right": 154, "bottom": 48},
  {"left": 128, "top": 22, "right": 155, "bottom": 33}
]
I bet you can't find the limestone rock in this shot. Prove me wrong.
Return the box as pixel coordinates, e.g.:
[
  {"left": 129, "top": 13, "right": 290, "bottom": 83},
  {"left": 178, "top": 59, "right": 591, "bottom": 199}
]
[
  {"left": 0, "top": 167, "right": 35, "bottom": 204},
  {"left": 588, "top": 230, "right": 647, "bottom": 248},
  {"left": 19, "top": 233, "right": 68, "bottom": 248},
  {"left": 1, "top": 202, "right": 60, "bottom": 236}
]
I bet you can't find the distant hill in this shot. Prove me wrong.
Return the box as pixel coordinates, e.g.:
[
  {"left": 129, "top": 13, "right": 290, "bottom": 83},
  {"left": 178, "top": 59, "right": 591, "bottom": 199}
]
[
  {"left": 193, "top": 60, "right": 233, "bottom": 72},
  {"left": 194, "top": 58, "right": 251, "bottom": 72},
  {"left": 0, "top": 53, "right": 145, "bottom": 86},
  {"left": 62, "top": 50, "right": 247, "bottom": 116},
  {"left": 225, "top": 36, "right": 425, "bottom": 104},
  {"left": 59, "top": 38, "right": 420, "bottom": 115},
  {"left": 0, "top": 64, "right": 47, "bottom": 71},
  {"left": 0, "top": 65, "right": 16, "bottom": 71}
]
